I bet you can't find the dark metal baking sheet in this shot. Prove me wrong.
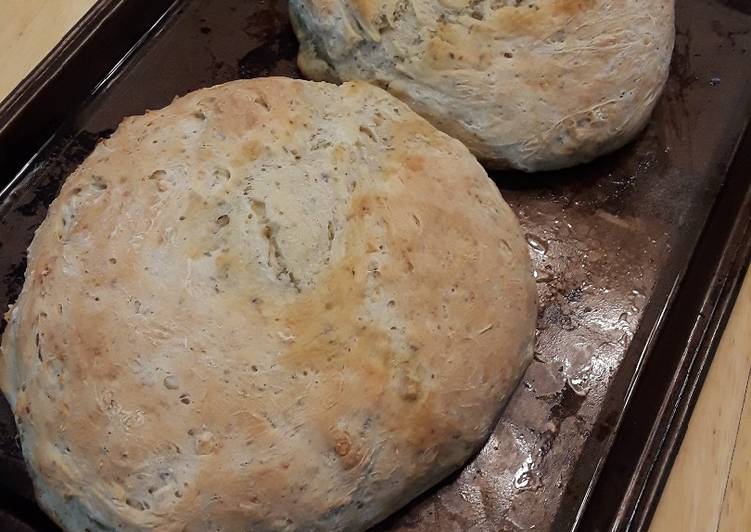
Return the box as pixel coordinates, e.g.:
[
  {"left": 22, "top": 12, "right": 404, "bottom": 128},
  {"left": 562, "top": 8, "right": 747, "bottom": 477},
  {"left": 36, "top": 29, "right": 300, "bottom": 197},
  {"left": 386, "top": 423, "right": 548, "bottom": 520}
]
[{"left": 0, "top": 1, "right": 750, "bottom": 531}]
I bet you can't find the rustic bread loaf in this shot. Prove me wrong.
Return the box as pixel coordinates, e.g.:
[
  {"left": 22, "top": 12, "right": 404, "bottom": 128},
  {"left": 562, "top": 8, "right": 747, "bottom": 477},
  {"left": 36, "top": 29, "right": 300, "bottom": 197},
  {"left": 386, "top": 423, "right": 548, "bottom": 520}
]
[
  {"left": 0, "top": 78, "right": 536, "bottom": 531},
  {"left": 290, "top": 0, "right": 675, "bottom": 171}
]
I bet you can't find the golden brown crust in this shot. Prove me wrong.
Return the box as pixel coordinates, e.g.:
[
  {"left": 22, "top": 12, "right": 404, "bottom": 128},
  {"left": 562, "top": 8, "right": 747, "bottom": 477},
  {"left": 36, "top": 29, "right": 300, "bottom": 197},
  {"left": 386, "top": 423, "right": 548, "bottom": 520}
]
[{"left": 0, "top": 78, "right": 536, "bottom": 531}]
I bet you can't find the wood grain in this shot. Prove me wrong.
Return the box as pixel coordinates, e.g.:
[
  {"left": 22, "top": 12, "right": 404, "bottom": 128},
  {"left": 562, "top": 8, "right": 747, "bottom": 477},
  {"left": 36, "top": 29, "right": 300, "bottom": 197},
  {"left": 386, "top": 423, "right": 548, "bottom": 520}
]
[
  {"left": 718, "top": 341, "right": 751, "bottom": 532},
  {"left": 716, "top": 271, "right": 751, "bottom": 532},
  {"left": 1, "top": 2, "right": 750, "bottom": 531},
  {"left": 0, "top": 0, "right": 96, "bottom": 99},
  {"left": 651, "top": 273, "right": 751, "bottom": 532}
]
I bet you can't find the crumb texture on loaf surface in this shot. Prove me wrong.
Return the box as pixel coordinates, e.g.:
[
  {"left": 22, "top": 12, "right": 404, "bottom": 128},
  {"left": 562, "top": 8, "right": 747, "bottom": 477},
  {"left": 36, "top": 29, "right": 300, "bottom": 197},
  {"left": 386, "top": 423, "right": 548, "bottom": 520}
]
[
  {"left": 290, "top": 0, "right": 675, "bottom": 171},
  {"left": 0, "top": 78, "right": 536, "bottom": 531}
]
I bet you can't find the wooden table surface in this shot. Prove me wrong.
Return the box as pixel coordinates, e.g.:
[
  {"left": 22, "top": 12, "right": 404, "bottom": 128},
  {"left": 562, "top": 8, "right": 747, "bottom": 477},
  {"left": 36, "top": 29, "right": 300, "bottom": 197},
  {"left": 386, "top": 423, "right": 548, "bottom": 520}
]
[{"left": 2, "top": 1, "right": 750, "bottom": 530}]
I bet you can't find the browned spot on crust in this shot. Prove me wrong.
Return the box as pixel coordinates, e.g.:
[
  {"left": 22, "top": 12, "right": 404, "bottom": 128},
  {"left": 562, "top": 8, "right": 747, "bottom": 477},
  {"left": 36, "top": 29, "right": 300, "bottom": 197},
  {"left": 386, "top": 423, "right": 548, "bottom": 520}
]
[
  {"left": 233, "top": 139, "right": 263, "bottom": 166},
  {"left": 484, "top": 0, "right": 596, "bottom": 37},
  {"left": 553, "top": 0, "right": 597, "bottom": 17},
  {"left": 351, "top": 0, "right": 380, "bottom": 24},
  {"left": 333, "top": 430, "right": 365, "bottom": 470},
  {"left": 334, "top": 431, "right": 352, "bottom": 456},
  {"left": 400, "top": 375, "right": 420, "bottom": 401},
  {"left": 405, "top": 155, "right": 425, "bottom": 172}
]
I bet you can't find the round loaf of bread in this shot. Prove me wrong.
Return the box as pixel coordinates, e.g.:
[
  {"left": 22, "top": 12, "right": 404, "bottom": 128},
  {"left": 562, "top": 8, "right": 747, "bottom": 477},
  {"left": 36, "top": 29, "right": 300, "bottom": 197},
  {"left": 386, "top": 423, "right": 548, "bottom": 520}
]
[
  {"left": 290, "top": 0, "right": 675, "bottom": 171},
  {"left": 0, "top": 78, "right": 536, "bottom": 531}
]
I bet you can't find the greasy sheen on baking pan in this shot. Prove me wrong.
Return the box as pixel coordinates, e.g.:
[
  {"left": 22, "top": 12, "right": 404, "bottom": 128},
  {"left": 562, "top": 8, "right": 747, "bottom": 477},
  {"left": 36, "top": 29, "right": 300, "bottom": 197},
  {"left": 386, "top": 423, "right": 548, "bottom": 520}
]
[
  {"left": 0, "top": 78, "right": 536, "bottom": 531},
  {"left": 290, "top": 0, "right": 675, "bottom": 172}
]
